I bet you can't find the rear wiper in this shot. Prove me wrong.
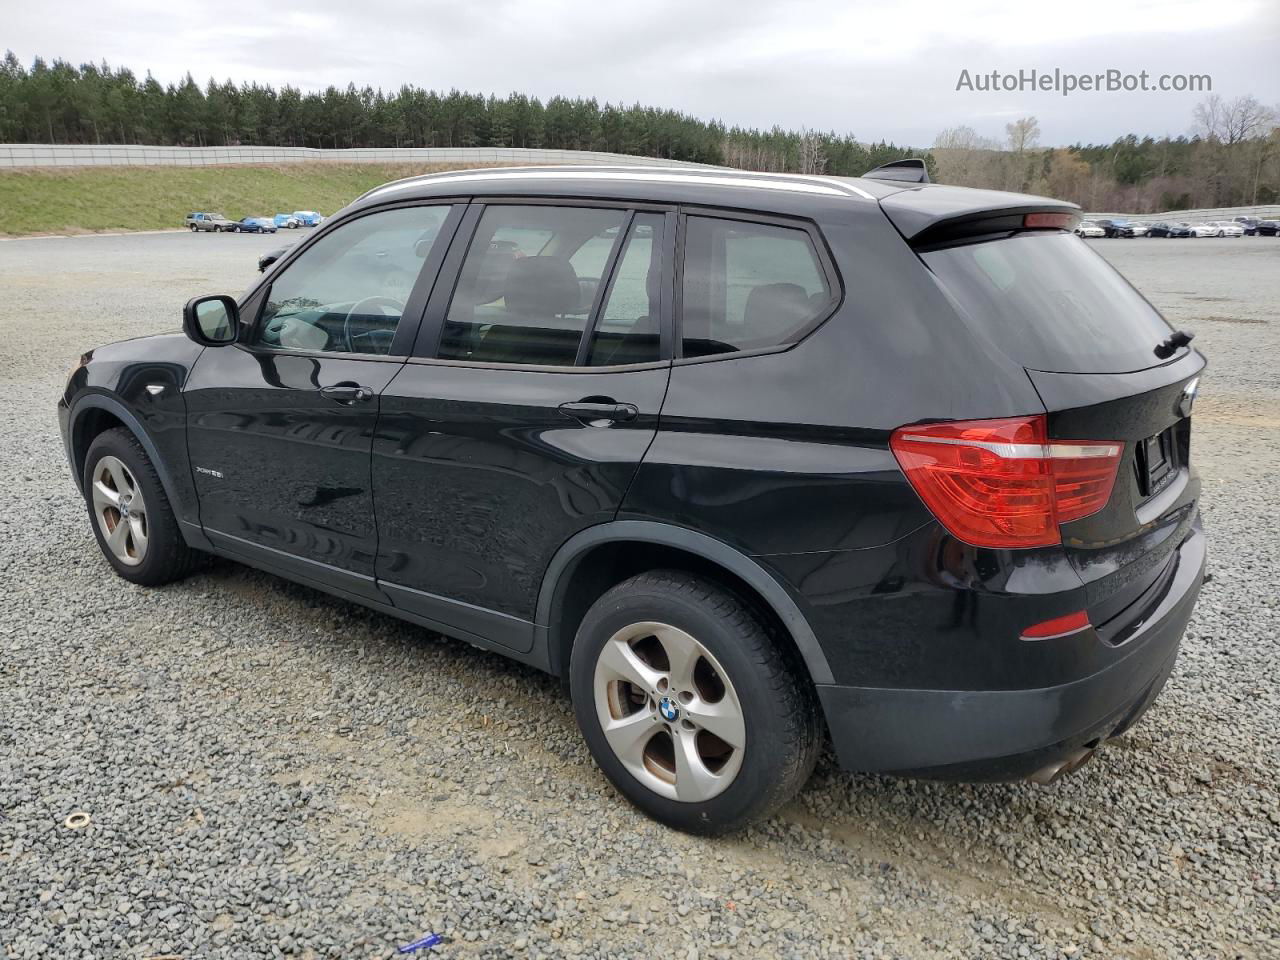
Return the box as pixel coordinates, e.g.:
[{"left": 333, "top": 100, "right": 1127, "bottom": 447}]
[{"left": 1154, "top": 329, "right": 1194, "bottom": 359}]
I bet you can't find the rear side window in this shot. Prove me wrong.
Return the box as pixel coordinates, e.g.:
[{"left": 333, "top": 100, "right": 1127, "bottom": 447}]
[
  {"left": 587, "top": 213, "right": 665, "bottom": 366},
  {"left": 680, "top": 216, "right": 831, "bottom": 358},
  {"left": 922, "top": 232, "right": 1174, "bottom": 374},
  {"left": 439, "top": 205, "right": 628, "bottom": 366}
]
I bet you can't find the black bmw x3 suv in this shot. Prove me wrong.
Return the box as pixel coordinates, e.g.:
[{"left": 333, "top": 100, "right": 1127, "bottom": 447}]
[{"left": 60, "top": 163, "right": 1206, "bottom": 833}]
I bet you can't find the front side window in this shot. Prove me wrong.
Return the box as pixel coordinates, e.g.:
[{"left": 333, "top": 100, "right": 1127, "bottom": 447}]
[
  {"left": 253, "top": 205, "right": 450, "bottom": 356},
  {"left": 680, "top": 216, "right": 832, "bottom": 358},
  {"left": 438, "top": 205, "right": 629, "bottom": 366}
]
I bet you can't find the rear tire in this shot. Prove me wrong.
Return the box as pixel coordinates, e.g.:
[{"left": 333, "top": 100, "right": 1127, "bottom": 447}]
[
  {"left": 570, "top": 570, "right": 821, "bottom": 834},
  {"left": 83, "top": 428, "right": 202, "bottom": 586},
  {"left": 189, "top": 224, "right": 197, "bottom": 232}
]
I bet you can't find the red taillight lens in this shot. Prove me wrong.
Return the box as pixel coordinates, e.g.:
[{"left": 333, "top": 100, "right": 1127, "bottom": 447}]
[
  {"left": 889, "top": 415, "right": 1122, "bottom": 549},
  {"left": 1021, "top": 610, "right": 1091, "bottom": 640}
]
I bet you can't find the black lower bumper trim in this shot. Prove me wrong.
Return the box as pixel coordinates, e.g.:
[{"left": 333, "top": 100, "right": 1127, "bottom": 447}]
[{"left": 817, "top": 524, "right": 1205, "bottom": 779}]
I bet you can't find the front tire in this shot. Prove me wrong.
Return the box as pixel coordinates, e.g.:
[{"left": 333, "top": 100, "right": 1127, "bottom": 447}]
[
  {"left": 83, "top": 428, "right": 201, "bottom": 586},
  {"left": 570, "top": 570, "right": 821, "bottom": 834}
]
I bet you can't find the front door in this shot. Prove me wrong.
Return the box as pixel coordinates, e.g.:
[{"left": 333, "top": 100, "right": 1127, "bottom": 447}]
[
  {"left": 184, "top": 202, "right": 459, "bottom": 600},
  {"left": 373, "top": 204, "right": 674, "bottom": 645}
]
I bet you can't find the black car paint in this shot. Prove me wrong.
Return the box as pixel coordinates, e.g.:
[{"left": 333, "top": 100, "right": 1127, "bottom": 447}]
[
  {"left": 60, "top": 333, "right": 209, "bottom": 542},
  {"left": 60, "top": 167, "right": 1207, "bottom": 780},
  {"left": 182, "top": 347, "right": 405, "bottom": 600}
]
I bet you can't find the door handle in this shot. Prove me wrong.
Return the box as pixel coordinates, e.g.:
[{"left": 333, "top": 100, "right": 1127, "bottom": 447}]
[
  {"left": 320, "top": 384, "right": 374, "bottom": 404},
  {"left": 558, "top": 400, "right": 639, "bottom": 424}
]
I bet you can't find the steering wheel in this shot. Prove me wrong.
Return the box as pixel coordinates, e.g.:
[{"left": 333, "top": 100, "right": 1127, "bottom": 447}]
[{"left": 342, "top": 296, "right": 405, "bottom": 354}]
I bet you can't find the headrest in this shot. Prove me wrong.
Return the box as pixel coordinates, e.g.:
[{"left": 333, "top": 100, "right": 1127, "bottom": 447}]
[
  {"left": 743, "top": 283, "right": 813, "bottom": 340},
  {"left": 503, "top": 256, "right": 580, "bottom": 317},
  {"left": 645, "top": 266, "right": 661, "bottom": 309}
]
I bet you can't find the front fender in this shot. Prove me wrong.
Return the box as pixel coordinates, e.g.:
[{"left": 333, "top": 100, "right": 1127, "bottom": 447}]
[{"left": 60, "top": 334, "right": 208, "bottom": 545}]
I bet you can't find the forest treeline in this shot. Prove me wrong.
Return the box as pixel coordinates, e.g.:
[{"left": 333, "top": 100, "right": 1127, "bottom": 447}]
[
  {"left": 0, "top": 53, "right": 927, "bottom": 178},
  {"left": 933, "top": 96, "right": 1278, "bottom": 212},
  {"left": 2, "top": 53, "right": 1276, "bottom": 211}
]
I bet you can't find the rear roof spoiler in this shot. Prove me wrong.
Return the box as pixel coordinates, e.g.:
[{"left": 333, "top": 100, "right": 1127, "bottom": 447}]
[
  {"left": 877, "top": 184, "right": 1081, "bottom": 245},
  {"left": 862, "top": 158, "right": 930, "bottom": 183}
]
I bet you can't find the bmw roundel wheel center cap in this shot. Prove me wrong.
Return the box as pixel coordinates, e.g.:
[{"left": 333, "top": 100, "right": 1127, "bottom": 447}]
[{"left": 658, "top": 696, "right": 679, "bottom": 722}]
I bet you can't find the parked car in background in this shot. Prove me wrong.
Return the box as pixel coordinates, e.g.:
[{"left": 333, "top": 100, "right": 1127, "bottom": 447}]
[
  {"left": 230, "top": 217, "right": 278, "bottom": 234},
  {"left": 61, "top": 164, "right": 1207, "bottom": 833},
  {"left": 292, "top": 210, "right": 325, "bottom": 227},
  {"left": 1094, "top": 218, "right": 1135, "bottom": 238},
  {"left": 257, "top": 244, "right": 293, "bottom": 272},
  {"left": 185, "top": 212, "right": 235, "bottom": 232},
  {"left": 1075, "top": 220, "right": 1106, "bottom": 238},
  {"left": 1206, "top": 221, "right": 1244, "bottom": 238},
  {"left": 1258, "top": 220, "right": 1280, "bottom": 236},
  {"left": 1168, "top": 222, "right": 1196, "bottom": 237},
  {"left": 273, "top": 213, "right": 303, "bottom": 229},
  {"left": 1234, "top": 217, "right": 1260, "bottom": 236},
  {"left": 1188, "top": 222, "right": 1219, "bottom": 238},
  {"left": 1128, "top": 221, "right": 1150, "bottom": 237}
]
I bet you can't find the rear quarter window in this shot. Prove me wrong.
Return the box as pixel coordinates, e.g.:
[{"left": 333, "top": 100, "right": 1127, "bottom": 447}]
[
  {"left": 680, "top": 216, "right": 833, "bottom": 358},
  {"left": 922, "top": 232, "right": 1174, "bottom": 374}
]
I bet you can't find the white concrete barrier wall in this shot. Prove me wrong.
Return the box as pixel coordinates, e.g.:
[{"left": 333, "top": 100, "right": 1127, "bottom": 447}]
[{"left": 0, "top": 143, "right": 711, "bottom": 168}]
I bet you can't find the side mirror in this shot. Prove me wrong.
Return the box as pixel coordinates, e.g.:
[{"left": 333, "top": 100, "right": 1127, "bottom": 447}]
[
  {"left": 183, "top": 295, "right": 239, "bottom": 346},
  {"left": 258, "top": 244, "right": 292, "bottom": 273}
]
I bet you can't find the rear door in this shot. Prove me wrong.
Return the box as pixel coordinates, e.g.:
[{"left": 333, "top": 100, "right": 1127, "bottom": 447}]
[
  {"left": 184, "top": 202, "right": 461, "bottom": 600},
  {"left": 921, "top": 230, "right": 1205, "bottom": 625},
  {"left": 372, "top": 201, "right": 674, "bottom": 647}
]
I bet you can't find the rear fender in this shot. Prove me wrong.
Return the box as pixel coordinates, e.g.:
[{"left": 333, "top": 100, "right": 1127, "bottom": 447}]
[{"left": 534, "top": 520, "right": 834, "bottom": 685}]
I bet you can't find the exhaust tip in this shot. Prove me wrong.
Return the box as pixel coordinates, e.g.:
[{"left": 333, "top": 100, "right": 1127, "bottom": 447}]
[{"left": 1027, "top": 747, "right": 1095, "bottom": 785}]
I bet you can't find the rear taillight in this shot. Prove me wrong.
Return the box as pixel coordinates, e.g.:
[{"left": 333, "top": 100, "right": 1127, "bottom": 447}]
[{"left": 889, "top": 415, "right": 1123, "bottom": 549}]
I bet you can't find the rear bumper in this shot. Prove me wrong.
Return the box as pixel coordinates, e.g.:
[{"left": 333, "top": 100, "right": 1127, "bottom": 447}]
[{"left": 817, "top": 522, "right": 1205, "bottom": 780}]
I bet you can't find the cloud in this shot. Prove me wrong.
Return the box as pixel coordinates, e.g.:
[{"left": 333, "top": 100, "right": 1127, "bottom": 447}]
[{"left": 5, "top": 0, "right": 1278, "bottom": 145}]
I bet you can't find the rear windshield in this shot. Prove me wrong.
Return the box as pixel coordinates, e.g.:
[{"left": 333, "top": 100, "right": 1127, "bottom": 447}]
[{"left": 922, "top": 232, "right": 1174, "bottom": 373}]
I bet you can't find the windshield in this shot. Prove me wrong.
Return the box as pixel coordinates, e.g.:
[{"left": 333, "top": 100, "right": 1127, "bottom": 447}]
[{"left": 922, "top": 232, "right": 1175, "bottom": 374}]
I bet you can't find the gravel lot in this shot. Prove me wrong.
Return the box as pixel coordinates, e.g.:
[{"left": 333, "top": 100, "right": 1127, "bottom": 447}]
[{"left": 1, "top": 231, "right": 1277, "bottom": 960}]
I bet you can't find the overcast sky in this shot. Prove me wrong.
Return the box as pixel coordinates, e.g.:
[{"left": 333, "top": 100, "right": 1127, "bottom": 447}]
[{"left": 7, "top": 0, "right": 1279, "bottom": 146}]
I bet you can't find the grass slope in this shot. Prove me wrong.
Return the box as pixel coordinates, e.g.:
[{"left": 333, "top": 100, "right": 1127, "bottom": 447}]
[{"left": 0, "top": 163, "right": 499, "bottom": 235}]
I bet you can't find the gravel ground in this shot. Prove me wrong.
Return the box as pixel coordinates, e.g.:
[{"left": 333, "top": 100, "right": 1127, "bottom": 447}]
[{"left": 1, "top": 231, "right": 1277, "bottom": 960}]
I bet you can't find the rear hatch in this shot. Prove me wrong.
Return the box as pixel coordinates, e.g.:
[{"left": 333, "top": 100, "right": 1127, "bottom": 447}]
[{"left": 918, "top": 228, "right": 1204, "bottom": 635}]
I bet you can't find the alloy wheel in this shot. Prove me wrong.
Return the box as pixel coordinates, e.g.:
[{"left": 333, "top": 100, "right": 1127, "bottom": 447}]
[
  {"left": 593, "top": 621, "right": 746, "bottom": 802},
  {"left": 91, "top": 455, "right": 148, "bottom": 566}
]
